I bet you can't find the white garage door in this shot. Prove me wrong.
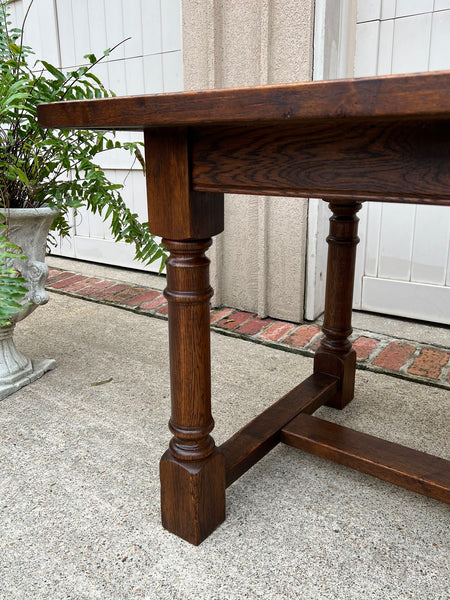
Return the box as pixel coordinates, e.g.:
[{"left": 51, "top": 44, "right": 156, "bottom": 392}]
[
  {"left": 10, "top": 0, "right": 183, "bottom": 273},
  {"left": 353, "top": 0, "right": 450, "bottom": 324}
]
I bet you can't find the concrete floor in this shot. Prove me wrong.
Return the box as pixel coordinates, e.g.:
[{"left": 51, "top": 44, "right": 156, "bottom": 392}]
[{"left": 0, "top": 291, "right": 449, "bottom": 599}]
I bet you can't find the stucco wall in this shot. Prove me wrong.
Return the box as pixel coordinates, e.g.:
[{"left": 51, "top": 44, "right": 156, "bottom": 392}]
[{"left": 182, "top": 0, "right": 315, "bottom": 321}]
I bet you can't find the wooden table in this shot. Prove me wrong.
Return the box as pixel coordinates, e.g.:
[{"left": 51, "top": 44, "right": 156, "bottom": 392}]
[{"left": 38, "top": 71, "right": 450, "bottom": 545}]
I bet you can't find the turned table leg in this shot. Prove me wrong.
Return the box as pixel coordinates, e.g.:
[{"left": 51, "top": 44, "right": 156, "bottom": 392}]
[
  {"left": 159, "top": 238, "right": 225, "bottom": 545},
  {"left": 314, "top": 201, "right": 362, "bottom": 409}
]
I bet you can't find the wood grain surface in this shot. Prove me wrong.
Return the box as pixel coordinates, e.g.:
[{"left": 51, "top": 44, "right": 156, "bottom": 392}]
[
  {"left": 37, "top": 69, "right": 450, "bottom": 543},
  {"left": 220, "top": 373, "right": 338, "bottom": 488},
  {"left": 38, "top": 71, "right": 450, "bottom": 129},
  {"left": 191, "top": 119, "right": 450, "bottom": 204},
  {"left": 160, "top": 238, "right": 226, "bottom": 544},
  {"left": 281, "top": 413, "right": 450, "bottom": 503},
  {"left": 144, "top": 128, "right": 224, "bottom": 239}
]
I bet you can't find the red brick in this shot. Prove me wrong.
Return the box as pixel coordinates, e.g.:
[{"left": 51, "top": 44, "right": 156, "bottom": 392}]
[
  {"left": 283, "top": 325, "right": 321, "bottom": 348},
  {"left": 80, "top": 280, "right": 116, "bottom": 298},
  {"left": 86, "top": 283, "right": 130, "bottom": 300},
  {"left": 257, "top": 321, "right": 296, "bottom": 342},
  {"left": 309, "top": 337, "right": 323, "bottom": 351},
  {"left": 372, "top": 343, "right": 415, "bottom": 371},
  {"left": 156, "top": 304, "right": 169, "bottom": 315},
  {"left": 102, "top": 286, "right": 147, "bottom": 303},
  {"left": 210, "top": 308, "right": 234, "bottom": 324},
  {"left": 47, "top": 271, "right": 76, "bottom": 284},
  {"left": 407, "top": 348, "right": 450, "bottom": 379},
  {"left": 48, "top": 274, "right": 86, "bottom": 289},
  {"left": 353, "top": 336, "right": 380, "bottom": 361},
  {"left": 236, "top": 317, "right": 273, "bottom": 336},
  {"left": 140, "top": 294, "right": 167, "bottom": 310},
  {"left": 63, "top": 278, "right": 99, "bottom": 293},
  {"left": 67, "top": 278, "right": 102, "bottom": 294},
  {"left": 122, "top": 289, "right": 161, "bottom": 307},
  {"left": 47, "top": 269, "right": 63, "bottom": 279},
  {"left": 215, "top": 311, "right": 254, "bottom": 330}
]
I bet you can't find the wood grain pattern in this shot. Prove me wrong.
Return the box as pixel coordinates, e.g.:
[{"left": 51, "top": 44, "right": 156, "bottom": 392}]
[
  {"left": 191, "top": 119, "right": 450, "bottom": 204},
  {"left": 163, "top": 239, "right": 216, "bottom": 462},
  {"left": 220, "top": 373, "right": 338, "bottom": 487},
  {"left": 144, "top": 128, "right": 224, "bottom": 239},
  {"left": 281, "top": 414, "right": 450, "bottom": 504},
  {"left": 314, "top": 202, "right": 360, "bottom": 409},
  {"left": 37, "top": 70, "right": 450, "bottom": 130},
  {"left": 160, "top": 238, "right": 225, "bottom": 544},
  {"left": 160, "top": 450, "right": 225, "bottom": 546},
  {"left": 37, "top": 70, "right": 450, "bottom": 543}
]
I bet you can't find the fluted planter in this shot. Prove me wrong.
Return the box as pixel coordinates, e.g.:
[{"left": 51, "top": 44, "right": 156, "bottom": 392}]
[{"left": 0, "top": 207, "right": 58, "bottom": 400}]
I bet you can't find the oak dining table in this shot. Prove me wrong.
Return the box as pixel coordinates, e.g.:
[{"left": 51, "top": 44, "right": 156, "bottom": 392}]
[{"left": 38, "top": 70, "right": 450, "bottom": 545}]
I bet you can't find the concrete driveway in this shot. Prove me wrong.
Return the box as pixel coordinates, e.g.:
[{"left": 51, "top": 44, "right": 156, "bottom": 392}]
[{"left": 1, "top": 292, "right": 449, "bottom": 600}]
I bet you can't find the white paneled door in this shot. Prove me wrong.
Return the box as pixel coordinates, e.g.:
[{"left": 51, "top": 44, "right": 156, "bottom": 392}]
[
  {"left": 353, "top": 0, "right": 450, "bottom": 324},
  {"left": 11, "top": 0, "right": 183, "bottom": 272}
]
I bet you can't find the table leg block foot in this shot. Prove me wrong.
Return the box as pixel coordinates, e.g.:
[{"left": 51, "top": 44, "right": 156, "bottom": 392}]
[
  {"left": 314, "top": 348, "right": 356, "bottom": 409},
  {"left": 160, "top": 450, "right": 226, "bottom": 545}
]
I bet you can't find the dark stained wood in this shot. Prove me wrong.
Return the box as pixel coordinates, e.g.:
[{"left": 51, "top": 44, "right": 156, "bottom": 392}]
[
  {"left": 314, "top": 202, "right": 361, "bottom": 409},
  {"left": 191, "top": 119, "right": 450, "bottom": 205},
  {"left": 38, "top": 70, "right": 450, "bottom": 544},
  {"left": 38, "top": 70, "right": 450, "bottom": 130},
  {"left": 163, "top": 238, "right": 216, "bottom": 462},
  {"left": 160, "top": 238, "right": 225, "bottom": 544},
  {"left": 281, "top": 414, "right": 450, "bottom": 504},
  {"left": 220, "top": 373, "right": 338, "bottom": 488},
  {"left": 38, "top": 72, "right": 450, "bottom": 207},
  {"left": 160, "top": 450, "right": 225, "bottom": 546},
  {"left": 144, "top": 128, "right": 224, "bottom": 239}
]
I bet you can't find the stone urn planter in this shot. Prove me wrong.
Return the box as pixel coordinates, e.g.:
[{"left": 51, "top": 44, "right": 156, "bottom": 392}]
[{"left": 0, "top": 207, "right": 58, "bottom": 400}]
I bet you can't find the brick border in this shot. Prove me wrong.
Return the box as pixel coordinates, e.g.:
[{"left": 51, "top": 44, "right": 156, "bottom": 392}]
[{"left": 47, "top": 268, "right": 450, "bottom": 390}]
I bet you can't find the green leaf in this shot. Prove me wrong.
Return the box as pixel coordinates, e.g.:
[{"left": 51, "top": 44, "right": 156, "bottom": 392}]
[
  {"left": 41, "top": 60, "right": 65, "bottom": 81},
  {"left": 85, "top": 72, "right": 103, "bottom": 85},
  {"left": 0, "top": 3, "right": 167, "bottom": 273},
  {"left": 15, "top": 168, "right": 30, "bottom": 187},
  {"left": 84, "top": 53, "right": 97, "bottom": 65},
  {"left": 8, "top": 42, "right": 21, "bottom": 55}
]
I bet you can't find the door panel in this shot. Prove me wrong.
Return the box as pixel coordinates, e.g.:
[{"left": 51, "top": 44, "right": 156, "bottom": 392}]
[
  {"left": 354, "top": 1, "right": 450, "bottom": 324},
  {"left": 361, "top": 278, "right": 450, "bottom": 324},
  {"left": 11, "top": 0, "right": 182, "bottom": 273},
  {"left": 411, "top": 206, "right": 450, "bottom": 286}
]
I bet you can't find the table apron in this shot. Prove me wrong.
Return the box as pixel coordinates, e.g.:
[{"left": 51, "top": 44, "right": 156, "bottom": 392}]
[{"left": 190, "top": 119, "right": 450, "bottom": 204}]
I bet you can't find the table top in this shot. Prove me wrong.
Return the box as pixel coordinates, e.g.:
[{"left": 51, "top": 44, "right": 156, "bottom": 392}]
[
  {"left": 38, "top": 71, "right": 450, "bottom": 131},
  {"left": 37, "top": 71, "right": 450, "bottom": 206}
]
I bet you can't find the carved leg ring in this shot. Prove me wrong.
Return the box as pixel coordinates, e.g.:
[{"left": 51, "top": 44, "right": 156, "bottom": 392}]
[
  {"left": 314, "top": 202, "right": 362, "bottom": 409},
  {"left": 159, "top": 239, "right": 225, "bottom": 545}
]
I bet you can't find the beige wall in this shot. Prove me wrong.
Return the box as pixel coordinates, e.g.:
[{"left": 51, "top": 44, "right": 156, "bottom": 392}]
[{"left": 182, "top": 0, "right": 315, "bottom": 321}]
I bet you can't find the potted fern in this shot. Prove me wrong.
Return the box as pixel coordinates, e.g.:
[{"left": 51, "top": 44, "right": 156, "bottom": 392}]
[{"left": 0, "top": 0, "right": 165, "bottom": 399}]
